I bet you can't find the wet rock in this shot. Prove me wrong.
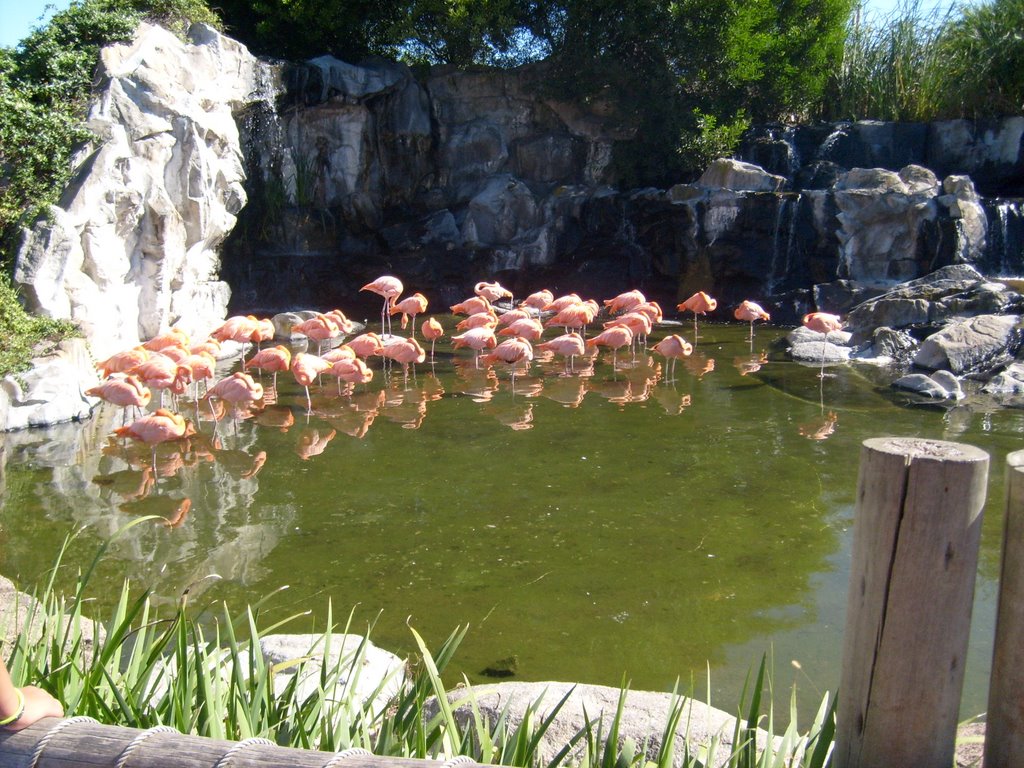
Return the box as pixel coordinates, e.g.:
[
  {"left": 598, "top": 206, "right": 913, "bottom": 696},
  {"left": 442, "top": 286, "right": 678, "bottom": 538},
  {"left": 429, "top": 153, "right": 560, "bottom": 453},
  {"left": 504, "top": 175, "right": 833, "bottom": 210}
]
[
  {"left": 789, "top": 340, "right": 852, "bottom": 363},
  {"left": 0, "top": 339, "right": 100, "bottom": 432},
  {"left": 697, "top": 158, "right": 787, "bottom": 192},
  {"left": 845, "top": 265, "right": 1023, "bottom": 335},
  {"left": 869, "top": 327, "right": 919, "bottom": 359},
  {"left": 893, "top": 373, "right": 958, "bottom": 398},
  {"left": 982, "top": 362, "right": 1024, "bottom": 394},
  {"left": 912, "top": 314, "right": 1021, "bottom": 374}
]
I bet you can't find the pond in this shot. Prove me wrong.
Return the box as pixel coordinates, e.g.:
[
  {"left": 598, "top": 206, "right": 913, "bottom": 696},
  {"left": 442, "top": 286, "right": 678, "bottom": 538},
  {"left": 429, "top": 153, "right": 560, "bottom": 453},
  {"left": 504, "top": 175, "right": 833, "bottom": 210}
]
[{"left": 1, "top": 319, "right": 1019, "bottom": 723}]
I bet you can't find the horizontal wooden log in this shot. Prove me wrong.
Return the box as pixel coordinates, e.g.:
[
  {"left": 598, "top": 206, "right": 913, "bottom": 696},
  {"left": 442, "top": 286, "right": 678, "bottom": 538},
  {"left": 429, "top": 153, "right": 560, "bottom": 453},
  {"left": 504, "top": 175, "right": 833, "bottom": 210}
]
[{"left": 0, "top": 717, "right": 491, "bottom": 768}]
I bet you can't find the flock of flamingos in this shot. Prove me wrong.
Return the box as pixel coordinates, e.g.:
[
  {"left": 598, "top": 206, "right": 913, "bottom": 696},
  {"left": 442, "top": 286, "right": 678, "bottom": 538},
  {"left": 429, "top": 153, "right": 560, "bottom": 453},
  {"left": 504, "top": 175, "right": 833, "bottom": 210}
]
[{"left": 86, "top": 276, "right": 844, "bottom": 482}]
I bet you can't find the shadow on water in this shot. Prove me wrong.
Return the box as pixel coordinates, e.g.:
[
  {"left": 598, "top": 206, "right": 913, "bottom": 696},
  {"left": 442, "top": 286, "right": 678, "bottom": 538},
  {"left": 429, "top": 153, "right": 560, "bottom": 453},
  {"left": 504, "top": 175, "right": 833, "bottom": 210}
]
[{"left": 1, "top": 320, "right": 1021, "bottom": 720}]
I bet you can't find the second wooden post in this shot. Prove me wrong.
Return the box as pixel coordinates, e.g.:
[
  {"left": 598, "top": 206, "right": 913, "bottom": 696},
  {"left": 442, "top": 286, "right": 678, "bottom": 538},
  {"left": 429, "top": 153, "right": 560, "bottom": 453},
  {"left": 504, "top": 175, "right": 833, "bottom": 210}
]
[{"left": 834, "top": 437, "right": 989, "bottom": 768}]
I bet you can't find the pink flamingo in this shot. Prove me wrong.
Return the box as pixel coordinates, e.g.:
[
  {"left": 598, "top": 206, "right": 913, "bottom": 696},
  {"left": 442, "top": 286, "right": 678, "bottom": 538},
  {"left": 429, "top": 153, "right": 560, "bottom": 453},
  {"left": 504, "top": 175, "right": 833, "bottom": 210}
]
[
  {"left": 361, "top": 275, "right": 404, "bottom": 337},
  {"left": 114, "top": 408, "right": 195, "bottom": 473},
  {"left": 347, "top": 333, "right": 385, "bottom": 358},
  {"left": 481, "top": 337, "right": 534, "bottom": 389},
  {"left": 519, "top": 289, "right": 554, "bottom": 311},
  {"left": 421, "top": 317, "right": 445, "bottom": 359},
  {"left": 802, "top": 311, "right": 843, "bottom": 377},
  {"left": 475, "top": 281, "right": 513, "bottom": 304},
  {"left": 245, "top": 345, "right": 293, "bottom": 390},
  {"left": 86, "top": 373, "right": 152, "bottom": 423},
  {"left": 292, "top": 352, "right": 332, "bottom": 413},
  {"left": 677, "top": 292, "right": 718, "bottom": 341},
  {"left": 207, "top": 372, "right": 264, "bottom": 422},
  {"left": 450, "top": 295, "right": 492, "bottom": 316},
  {"left": 390, "top": 293, "right": 429, "bottom": 337},
  {"left": 603, "top": 290, "right": 646, "bottom": 315},
  {"left": 497, "top": 318, "right": 545, "bottom": 341},
  {"left": 650, "top": 334, "right": 694, "bottom": 381},
  {"left": 586, "top": 325, "right": 634, "bottom": 367},
  {"left": 452, "top": 327, "right": 498, "bottom": 367},
  {"left": 734, "top": 300, "right": 771, "bottom": 342},
  {"left": 537, "top": 332, "right": 586, "bottom": 373}
]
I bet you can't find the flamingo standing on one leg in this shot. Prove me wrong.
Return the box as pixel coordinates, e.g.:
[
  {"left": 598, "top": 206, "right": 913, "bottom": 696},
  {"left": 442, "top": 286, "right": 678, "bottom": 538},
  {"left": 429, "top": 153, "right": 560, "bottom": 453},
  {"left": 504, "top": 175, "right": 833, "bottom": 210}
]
[
  {"left": 206, "top": 371, "right": 264, "bottom": 423},
  {"left": 452, "top": 327, "right": 498, "bottom": 368},
  {"left": 361, "top": 275, "right": 404, "bottom": 338},
  {"left": 381, "top": 337, "right": 426, "bottom": 383},
  {"left": 390, "top": 293, "right": 429, "bottom": 337},
  {"left": 585, "top": 325, "right": 634, "bottom": 368},
  {"left": 802, "top": 311, "right": 843, "bottom": 378},
  {"left": 603, "top": 290, "right": 646, "bottom": 315},
  {"left": 421, "top": 317, "right": 444, "bottom": 359},
  {"left": 114, "top": 408, "right": 195, "bottom": 473},
  {"left": 537, "top": 332, "right": 586, "bottom": 374},
  {"left": 244, "top": 345, "right": 292, "bottom": 391},
  {"left": 292, "top": 352, "right": 332, "bottom": 413},
  {"left": 475, "top": 281, "right": 514, "bottom": 305},
  {"left": 677, "top": 291, "right": 717, "bottom": 342},
  {"left": 480, "top": 337, "right": 534, "bottom": 391},
  {"left": 86, "top": 374, "right": 152, "bottom": 424},
  {"left": 734, "top": 300, "right": 771, "bottom": 343},
  {"left": 650, "top": 334, "right": 694, "bottom": 382}
]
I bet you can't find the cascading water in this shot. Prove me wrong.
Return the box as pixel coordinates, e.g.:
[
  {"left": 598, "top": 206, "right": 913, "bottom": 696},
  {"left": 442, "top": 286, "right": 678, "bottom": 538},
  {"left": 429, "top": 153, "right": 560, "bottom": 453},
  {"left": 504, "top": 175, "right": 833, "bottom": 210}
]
[{"left": 980, "top": 198, "right": 1024, "bottom": 277}]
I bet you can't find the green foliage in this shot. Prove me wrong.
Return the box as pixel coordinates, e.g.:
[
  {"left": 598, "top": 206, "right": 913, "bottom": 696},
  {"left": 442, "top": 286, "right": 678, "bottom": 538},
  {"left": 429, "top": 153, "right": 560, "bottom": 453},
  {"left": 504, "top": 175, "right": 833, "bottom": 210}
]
[
  {"left": 11, "top": 527, "right": 841, "bottom": 766},
  {"left": 0, "top": 274, "right": 79, "bottom": 378},
  {"left": 825, "top": 0, "right": 1024, "bottom": 121},
  {"left": 677, "top": 110, "right": 752, "bottom": 181},
  {"left": 0, "top": 0, "right": 219, "bottom": 265}
]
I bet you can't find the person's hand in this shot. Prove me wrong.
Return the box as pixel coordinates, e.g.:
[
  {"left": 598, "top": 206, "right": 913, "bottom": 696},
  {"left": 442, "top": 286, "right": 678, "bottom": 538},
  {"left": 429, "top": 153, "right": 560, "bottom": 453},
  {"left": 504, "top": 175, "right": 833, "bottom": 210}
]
[{"left": 2, "top": 686, "right": 63, "bottom": 731}]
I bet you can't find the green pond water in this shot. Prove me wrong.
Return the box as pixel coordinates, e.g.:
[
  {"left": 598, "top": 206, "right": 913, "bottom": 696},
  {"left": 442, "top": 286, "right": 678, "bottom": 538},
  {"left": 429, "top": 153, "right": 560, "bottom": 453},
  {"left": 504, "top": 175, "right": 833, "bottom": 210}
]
[{"left": 1, "top": 320, "right": 1020, "bottom": 723}]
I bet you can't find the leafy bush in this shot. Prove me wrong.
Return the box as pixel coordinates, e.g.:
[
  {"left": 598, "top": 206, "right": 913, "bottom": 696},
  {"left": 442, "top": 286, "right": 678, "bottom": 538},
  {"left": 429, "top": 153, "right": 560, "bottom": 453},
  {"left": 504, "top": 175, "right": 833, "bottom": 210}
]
[
  {"left": 0, "top": 274, "right": 79, "bottom": 377},
  {"left": 0, "top": 0, "right": 218, "bottom": 267}
]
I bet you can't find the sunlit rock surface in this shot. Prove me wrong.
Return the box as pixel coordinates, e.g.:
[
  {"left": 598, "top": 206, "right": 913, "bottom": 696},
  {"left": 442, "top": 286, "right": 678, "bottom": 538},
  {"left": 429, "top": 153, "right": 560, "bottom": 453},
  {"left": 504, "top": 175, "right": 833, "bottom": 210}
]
[{"left": 14, "top": 22, "right": 277, "bottom": 360}]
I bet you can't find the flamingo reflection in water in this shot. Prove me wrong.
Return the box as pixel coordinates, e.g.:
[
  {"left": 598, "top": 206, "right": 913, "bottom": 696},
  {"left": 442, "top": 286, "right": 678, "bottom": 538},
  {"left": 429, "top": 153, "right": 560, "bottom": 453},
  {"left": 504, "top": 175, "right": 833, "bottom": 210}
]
[
  {"left": 799, "top": 410, "right": 839, "bottom": 440},
  {"left": 296, "top": 427, "right": 337, "bottom": 460}
]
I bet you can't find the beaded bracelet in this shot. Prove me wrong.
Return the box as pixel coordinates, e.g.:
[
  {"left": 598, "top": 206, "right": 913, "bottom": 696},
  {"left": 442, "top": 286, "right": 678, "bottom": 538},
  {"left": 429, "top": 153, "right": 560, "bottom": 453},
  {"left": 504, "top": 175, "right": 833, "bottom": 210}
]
[{"left": 0, "top": 688, "right": 25, "bottom": 727}]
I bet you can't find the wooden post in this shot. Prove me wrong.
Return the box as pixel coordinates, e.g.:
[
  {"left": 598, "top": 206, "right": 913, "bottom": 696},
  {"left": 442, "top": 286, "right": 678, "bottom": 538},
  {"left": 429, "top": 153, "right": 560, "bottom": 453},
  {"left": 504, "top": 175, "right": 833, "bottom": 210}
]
[
  {"left": 984, "top": 449, "right": 1024, "bottom": 768},
  {"left": 834, "top": 437, "right": 988, "bottom": 768}
]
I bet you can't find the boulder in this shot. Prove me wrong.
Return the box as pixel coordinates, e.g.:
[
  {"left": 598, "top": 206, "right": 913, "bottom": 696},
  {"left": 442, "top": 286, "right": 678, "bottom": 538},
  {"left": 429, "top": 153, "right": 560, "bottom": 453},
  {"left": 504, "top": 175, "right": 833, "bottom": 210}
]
[
  {"left": 912, "top": 314, "right": 1021, "bottom": 374},
  {"left": 697, "top": 159, "right": 787, "bottom": 192},
  {"left": 0, "top": 339, "right": 100, "bottom": 432},
  {"left": 868, "top": 327, "right": 919, "bottom": 359},
  {"left": 893, "top": 372, "right": 963, "bottom": 399},
  {"left": 430, "top": 680, "right": 767, "bottom": 768},
  {"left": 845, "top": 264, "right": 1023, "bottom": 334},
  {"left": 259, "top": 633, "right": 405, "bottom": 715},
  {"left": 982, "top": 362, "right": 1024, "bottom": 394}
]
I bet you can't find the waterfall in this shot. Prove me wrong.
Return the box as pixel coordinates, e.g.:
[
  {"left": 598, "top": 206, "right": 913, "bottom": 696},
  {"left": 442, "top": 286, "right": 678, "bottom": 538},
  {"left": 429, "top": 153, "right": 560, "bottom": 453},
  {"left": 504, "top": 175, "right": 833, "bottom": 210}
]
[
  {"left": 981, "top": 199, "right": 1024, "bottom": 277},
  {"left": 768, "top": 194, "right": 800, "bottom": 294}
]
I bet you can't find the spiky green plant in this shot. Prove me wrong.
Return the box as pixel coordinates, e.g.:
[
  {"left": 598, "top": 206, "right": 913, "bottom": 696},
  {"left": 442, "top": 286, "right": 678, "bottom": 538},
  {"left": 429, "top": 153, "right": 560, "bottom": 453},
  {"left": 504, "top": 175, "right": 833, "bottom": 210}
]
[{"left": 5, "top": 524, "right": 844, "bottom": 767}]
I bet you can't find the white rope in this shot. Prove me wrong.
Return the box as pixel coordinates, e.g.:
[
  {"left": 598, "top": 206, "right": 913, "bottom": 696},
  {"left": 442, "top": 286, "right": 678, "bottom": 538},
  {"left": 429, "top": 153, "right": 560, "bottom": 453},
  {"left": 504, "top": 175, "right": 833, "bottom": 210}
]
[
  {"left": 440, "top": 756, "right": 477, "bottom": 768},
  {"left": 29, "top": 716, "right": 99, "bottom": 768},
  {"left": 212, "top": 736, "right": 277, "bottom": 768},
  {"left": 114, "top": 725, "right": 179, "bottom": 768},
  {"left": 321, "top": 747, "right": 374, "bottom": 767}
]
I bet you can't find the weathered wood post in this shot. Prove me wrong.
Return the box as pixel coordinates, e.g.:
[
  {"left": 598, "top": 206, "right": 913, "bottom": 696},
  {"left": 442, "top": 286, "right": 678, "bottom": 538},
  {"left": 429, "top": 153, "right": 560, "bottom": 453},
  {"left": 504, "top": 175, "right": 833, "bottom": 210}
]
[
  {"left": 984, "top": 449, "right": 1024, "bottom": 768},
  {"left": 834, "top": 437, "right": 988, "bottom": 768}
]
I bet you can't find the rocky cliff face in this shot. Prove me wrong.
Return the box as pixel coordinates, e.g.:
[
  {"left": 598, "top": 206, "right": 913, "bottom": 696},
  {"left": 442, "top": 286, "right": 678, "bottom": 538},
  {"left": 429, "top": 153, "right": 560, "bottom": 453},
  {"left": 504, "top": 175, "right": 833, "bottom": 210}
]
[
  {"left": 13, "top": 21, "right": 1024, "bottom": 360},
  {"left": 14, "top": 22, "right": 276, "bottom": 360}
]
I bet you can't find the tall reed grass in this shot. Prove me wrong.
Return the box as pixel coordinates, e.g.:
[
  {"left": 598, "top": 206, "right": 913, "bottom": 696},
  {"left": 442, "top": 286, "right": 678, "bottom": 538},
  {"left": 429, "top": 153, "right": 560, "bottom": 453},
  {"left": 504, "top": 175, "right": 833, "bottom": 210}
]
[
  {"left": 4, "top": 522, "right": 838, "bottom": 767},
  {"left": 825, "top": 0, "right": 1024, "bottom": 121}
]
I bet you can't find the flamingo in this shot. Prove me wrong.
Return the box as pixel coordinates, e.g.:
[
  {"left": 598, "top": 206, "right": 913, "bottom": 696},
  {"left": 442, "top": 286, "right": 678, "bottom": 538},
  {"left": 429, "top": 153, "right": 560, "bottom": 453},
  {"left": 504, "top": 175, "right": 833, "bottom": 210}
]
[
  {"left": 347, "top": 333, "right": 385, "bottom": 358},
  {"left": 497, "top": 318, "right": 545, "bottom": 341},
  {"left": 603, "top": 290, "right": 646, "bottom": 315},
  {"left": 390, "top": 293, "right": 429, "bottom": 337},
  {"left": 143, "top": 328, "right": 191, "bottom": 353},
  {"left": 497, "top": 308, "right": 533, "bottom": 326},
  {"left": 456, "top": 311, "right": 499, "bottom": 331},
  {"left": 182, "top": 351, "right": 217, "bottom": 400},
  {"left": 537, "top": 332, "right": 586, "bottom": 373},
  {"left": 802, "top": 311, "right": 844, "bottom": 378},
  {"left": 293, "top": 314, "right": 341, "bottom": 354},
  {"left": 480, "top": 337, "right": 534, "bottom": 389},
  {"left": 321, "top": 345, "right": 356, "bottom": 364},
  {"left": 632, "top": 301, "right": 664, "bottom": 325},
  {"left": 519, "top": 289, "right": 553, "bottom": 311},
  {"left": 475, "top": 281, "right": 513, "bottom": 304},
  {"left": 545, "top": 302, "right": 594, "bottom": 335},
  {"left": 543, "top": 293, "right": 583, "bottom": 313},
  {"left": 381, "top": 336, "right": 426, "bottom": 380},
  {"left": 734, "top": 300, "right": 771, "bottom": 342},
  {"left": 650, "top": 334, "right": 693, "bottom": 381},
  {"left": 292, "top": 352, "right": 333, "bottom": 413},
  {"left": 677, "top": 292, "right": 718, "bottom": 341},
  {"left": 96, "top": 346, "right": 151, "bottom": 378},
  {"left": 361, "top": 275, "right": 404, "bottom": 337},
  {"left": 245, "top": 345, "right": 293, "bottom": 390},
  {"left": 86, "top": 374, "right": 152, "bottom": 423},
  {"left": 604, "top": 311, "right": 653, "bottom": 349},
  {"left": 450, "top": 295, "right": 492, "bottom": 316},
  {"left": 452, "top": 327, "right": 498, "bottom": 367},
  {"left": 329, "top": 357, "right": 374, "bottom": 392},
  {"left": 585, "top": 325, "right": 634, "bottom": 367},
  {"left": 421, "top": 317, "right": 444, "bottom": 359},
  {"left": 207, "top": 372, "right": 264, "bottom": 422},
  {"left": 128, "top": 355, "right": 192, "bottom": 407},
  {"left": 114, "top": 408, "right": 195, "bottom": 473}
]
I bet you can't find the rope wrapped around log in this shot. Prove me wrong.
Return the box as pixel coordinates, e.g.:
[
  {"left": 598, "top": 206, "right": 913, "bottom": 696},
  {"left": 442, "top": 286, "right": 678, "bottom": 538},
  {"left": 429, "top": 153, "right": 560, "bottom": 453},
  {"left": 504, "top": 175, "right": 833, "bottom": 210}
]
[{"left": 0, "top": 718, "right": 496, "bottom": 768}]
